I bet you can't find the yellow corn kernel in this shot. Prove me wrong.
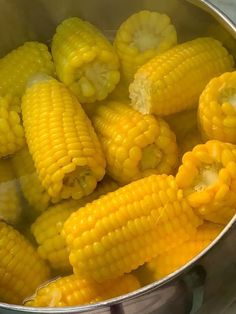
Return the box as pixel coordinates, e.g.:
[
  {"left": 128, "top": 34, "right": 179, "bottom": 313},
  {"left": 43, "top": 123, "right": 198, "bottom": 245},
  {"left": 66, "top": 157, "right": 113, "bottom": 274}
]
[
  {"left": 51, "top": 17, "right": 120, "bottom": 103},
  {"left": 0, "top": 41, "right": 54, "bottom": 97},
  {"left": 31, "top": 177, "right": 119, "bottom": 271},
  {"left": 203, "top": 206, "right": 235, "bottom": 224},
  {"left": 129, "top": 37, "right": 234, "bottom": 116},
  {"left": 0, "top": 221, "right": 50, "bottom": 305},
  {"left": 145, "top": 222, "right": 223, "bottom": 280},
  {"left": 22, "top": 76, "right": 106, "bottom": 201},
  {"left": 12, "top": 147, "right": 52, "bottom": 212},
  {"left": 0, "top": 95, "right": 25, "bottom": 157},
  {"left": 92, "top": 101, "right": 178, "bottom": 184},
  {"left": 25, "top": 274, "right": 140, "bottom": 307},
  {"left": 114, "top": 10, "right": 177, "bottom": 84},
  {"left": 62, "top": 174, "right": 202, "bottom": 282},
  {"left": 165, "top": 109, "right": 198, "bottom": 141},
  {"left": 176, "top": 140, "right": 236, "bottom": 221},
  {"left": 198, "top": 71, "right": 236, "bottom": 143},
  {"left": 179, "top": 130, "right": 203, "bottom": 157},
  {"left": 0, "top": 159, "right": 22, "bottom": 225}
]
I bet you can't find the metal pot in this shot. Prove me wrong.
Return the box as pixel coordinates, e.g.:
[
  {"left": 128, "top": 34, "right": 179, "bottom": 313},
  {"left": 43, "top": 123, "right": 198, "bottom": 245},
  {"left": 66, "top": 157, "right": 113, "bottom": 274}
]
[{"left": 0, "top": 0, "right": 236, "bottom": 313}]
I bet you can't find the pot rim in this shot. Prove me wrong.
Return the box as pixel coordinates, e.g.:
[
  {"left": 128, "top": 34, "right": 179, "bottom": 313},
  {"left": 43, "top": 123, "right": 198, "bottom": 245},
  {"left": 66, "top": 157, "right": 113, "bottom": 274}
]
[{"left": 1, "top": 0, "right": 236, "bottom": 312}]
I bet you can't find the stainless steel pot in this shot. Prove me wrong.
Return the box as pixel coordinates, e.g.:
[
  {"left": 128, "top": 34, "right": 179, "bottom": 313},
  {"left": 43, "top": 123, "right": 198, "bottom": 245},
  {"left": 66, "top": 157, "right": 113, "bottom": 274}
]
[{"left": 0, "top": 0, "right": 236, "bottom": 313}]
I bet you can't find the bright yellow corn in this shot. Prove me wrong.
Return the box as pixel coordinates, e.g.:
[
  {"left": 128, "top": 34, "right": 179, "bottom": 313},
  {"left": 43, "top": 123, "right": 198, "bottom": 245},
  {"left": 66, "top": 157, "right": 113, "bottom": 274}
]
[
  {"left": 114, "top": 10, "right": 177, "bottom": 84},
  {"left": 25, "top": 274, "right": 140, "bottom": 307},
  {"left": 179, "top": 130, "right": 203, "bottom": 157},
  {"left": 51, "top": 17, "right": 120, "bottom": 103},
  {"left": 0, "top": 221, "right": 50, "bottom": 305},
  {"left": 12, "top": 147, "right": 51, "bottom": 212},
  {"left": 0, "top": 95, "right": 25, "bottom": 157},
  {"left": 92, "top": 101, "right": 178, "bottom": 184},
  {"left": 0, "top": 41, "right": 54, "bottom": 97},
  {"left": 129, "top": 37, "right": 234, "bottom": 116},
  {"left": 145, "top": 222, "right": 223, "bottom": 280},
  {"left": 176, "top": 140, "right": 236, "bottom": 222},
  {"left": 165, "top": 109, "right": 198, "bottom": 141},
  {"left": 62, "top": 174, "right": 202, "bottom": 282},
  {"left": 198, "top": 71, "right": 236, "bottom": 143},
  {"left": 203, "top": 206, "right": 235, "bottom": 225},
  {"left": 31, "top": 177, "right": 119, "bottom": 271},
  {"left": 0, "top": 159, "right": 22, "bottom": 225},
  {"left": 22, "top": 76, "right": 106, "bottom": 201}
]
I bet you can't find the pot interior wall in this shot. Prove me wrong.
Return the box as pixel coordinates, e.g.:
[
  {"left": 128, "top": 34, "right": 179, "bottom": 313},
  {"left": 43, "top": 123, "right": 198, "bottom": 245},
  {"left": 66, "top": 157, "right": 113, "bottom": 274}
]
[{"left": 0, "top": 0, "right": 235, "bottom": 57}]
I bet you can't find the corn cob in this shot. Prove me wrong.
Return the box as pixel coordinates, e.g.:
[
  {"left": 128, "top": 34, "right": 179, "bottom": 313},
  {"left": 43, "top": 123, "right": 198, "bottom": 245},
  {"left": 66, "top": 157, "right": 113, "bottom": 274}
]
[
  {"left": 31, "top": 177, "right": 119, "bottom": 271},
  {"left": 62, "top": 174, "right": 202, "bottom": 282},
  {"left": 12, "top": 147, "right": 51, "bottom": 212},
  {"left": 198, "top": 71, "right": 236, "bottom": 143},
  {"left": 25, "top": 274, "right": 140, "bottom": 307},
  {"left": 0, "top": 95, "right": 25, "bottom": 157},
  {"left": 129, "top": 37, "right": 234, "bottom": 116},
  {"left": 51, "top": 17, "right": 120, "bottom": 104},
  {"left": 176, "top": 140, "right": 236, "bottom": 221},
  {"left": 203, "top": 206, "right": 235, "bottom": 225},
  {"left": 0, "top": 159, "right": 22, "bottom": 225},
  {"left": 114, "top": 10, "right": 177, "bottom": 84},
  {"left": 179, "top": 130, "right": 203, "bottom": 157},
  {"left": 22, "top": 76, "right": 106, "bottom": 201},
  {"left": 165, "top": 109, "right": 198, "bottom": 141},
  {"left": 0, "top": 221, "right": 50, "bottom": 305},
  {"left": 0, "top": 41, "right": 54, "bottom": 97},
  {"left": 92, "top": 101, "right": 178, "bottom": 184},
  {"left": 145, "top": 222, "right": 223, "bottom": 280}
]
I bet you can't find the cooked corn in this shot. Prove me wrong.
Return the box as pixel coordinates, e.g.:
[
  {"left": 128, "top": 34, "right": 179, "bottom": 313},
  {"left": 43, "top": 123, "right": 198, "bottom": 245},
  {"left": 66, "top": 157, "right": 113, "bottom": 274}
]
[
  {"left": 165, "top": 109, "right": 198, "bottom": 141},
  {"left": 25, "top": 274, "right": 140, "bottom": 307},
  {"left": 62, "top": 174, "right": 202, "bottom": 282},
  {"left": 12, "top": 147, "right": 51, "bottom": 212},
  {"left": 114, "top": 10, "right": 177, "bottom": 84},
  {"left": 51, "top": 17, "right": 120, "bottom": 103},
  {"left": 176, "top": 140, "right": 236, "bottom": 222},
  {"left": 203, "top": 206, "right": 235, "bottom": 225},
  {"left": 0, "top": 95, "right": 25, "bottom": 157},
  {"left": 22, "top": 76, "right": 106, "bottom": 201},
  {"left": 129, "top": 37, "right": 234, "bottom": 116},
  {"left": 0, "top": 159, "right": 22, "bottom": 225},
  {"left": 31, "top": 177, "right": 119, "bottom": 271},
  {"left": 0, "top": 221, "right": 50, "bottom": 304},
  {"left": 198, "top": 71, "right": 236, "bottom": 143},
  {"left": 0, "top": 41, "right": 54, "bottom": 97},
  {"left": 92, "top": 101, "right": 178, "bottom": 184},
  {"left": 146, "top": 222, "right": 223, "bottom": 280}
]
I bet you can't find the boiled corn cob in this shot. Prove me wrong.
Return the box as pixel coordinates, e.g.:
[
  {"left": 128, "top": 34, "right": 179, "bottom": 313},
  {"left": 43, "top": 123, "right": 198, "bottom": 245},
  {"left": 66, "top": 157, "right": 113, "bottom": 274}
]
[
  {"left": 0, "top": 95, "right": 25, "bottom": 157},
  {"left": 179, "top": 130, "right": 203, "bottom": 157},
  {"left": 92, "top": 101, "right": 178, "bottom": 184},
  {"left": 62, "top": 174, "right": 202, "bottom": 282},
  {"left": 176, "top": 140, "right": 236, "bottom": 221},
  {"left": 22, "top": 76, "right": 106, "bottom": 201},
  {"left": 114, "top": 10, "right": 177, "bottom": 84},
  {"left": 129, "top": 37, "right": 234, "bottom": 116},
  {"left": 25, "top": 274, "right": 140, "bottom": 307},
  {"left": 0, "top": 221, "right": 50, "bottom": 305},
  {"left": 145, "top": 222, "right": 223, "bottom": 280},
  {"left": 0, "top": 159, "right": 22, "bottom": 225},
  {"left": 198, "top": 71, "right": 236, "bottom": 143},
  {"left": 51, "top": 17, "right": 120, "bottom": 103},
  {"left": 203, "top": 206, "right": 235, "bottom": 225},
  {"left": 165, "top": 109, "right": 198, "bottom": 141},
  {"left": 0, "top": 41, "right": 54, "bottom": 97},
  {"left": 12, "top": 147, "right": 51, "bottom": 212},
  {"left": 31, "top": 177, "right": 119, "bottom": 271}
]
